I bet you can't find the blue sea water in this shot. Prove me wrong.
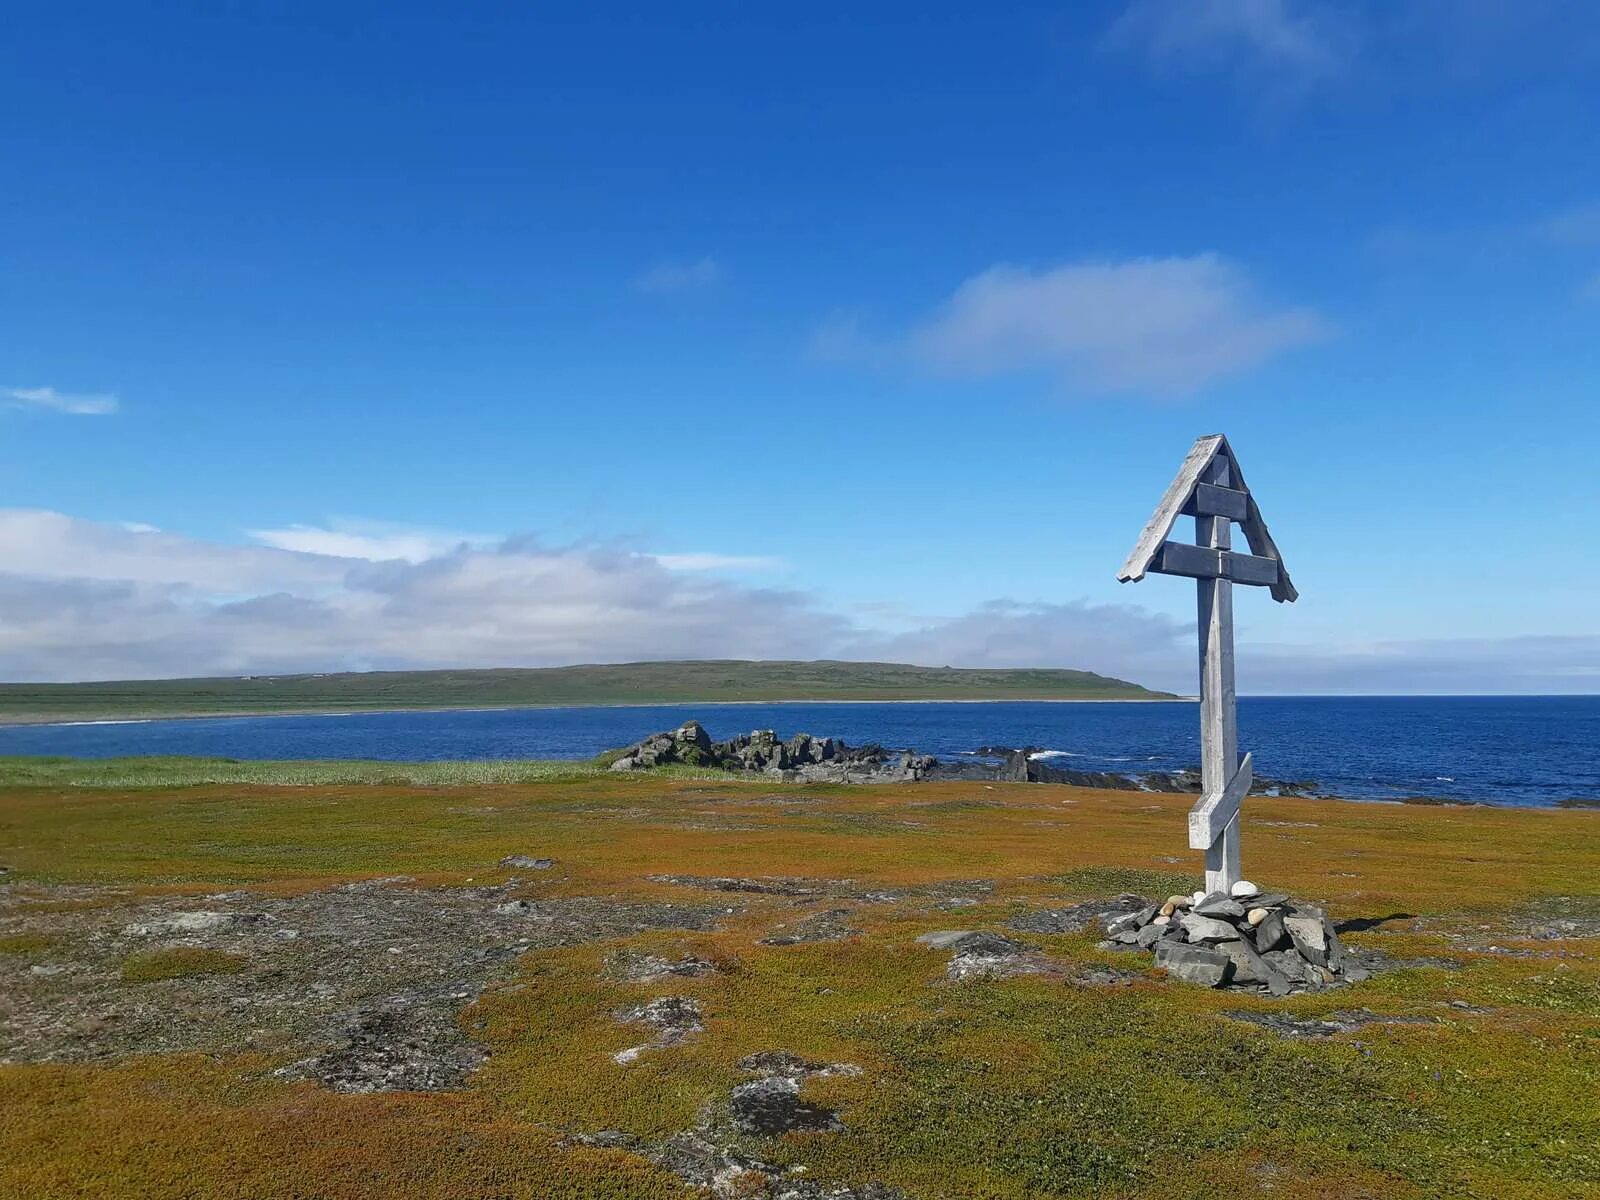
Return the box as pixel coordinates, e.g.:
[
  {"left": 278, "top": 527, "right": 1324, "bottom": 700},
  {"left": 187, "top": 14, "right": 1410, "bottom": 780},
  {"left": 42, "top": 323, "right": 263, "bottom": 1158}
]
[{"left": 2, "top": 696, "right": 1597, "bottom": 809}]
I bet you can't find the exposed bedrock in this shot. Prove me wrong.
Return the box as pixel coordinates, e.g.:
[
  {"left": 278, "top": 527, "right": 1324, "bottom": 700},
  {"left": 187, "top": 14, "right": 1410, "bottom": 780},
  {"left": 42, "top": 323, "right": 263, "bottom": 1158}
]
[{"left": 607, "top": 721, "right": 1324, "bottom": 794}]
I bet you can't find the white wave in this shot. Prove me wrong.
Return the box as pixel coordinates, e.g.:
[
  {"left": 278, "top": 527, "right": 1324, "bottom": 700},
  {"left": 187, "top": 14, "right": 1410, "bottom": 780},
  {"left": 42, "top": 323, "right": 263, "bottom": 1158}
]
[{"left": 35, "top": 718, "right": 153, "bottom": 727}]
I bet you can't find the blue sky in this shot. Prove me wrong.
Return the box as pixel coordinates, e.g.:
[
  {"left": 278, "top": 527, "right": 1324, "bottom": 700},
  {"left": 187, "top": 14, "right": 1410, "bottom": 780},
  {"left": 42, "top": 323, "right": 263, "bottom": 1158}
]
[{"left": 4, "top": 1, "right": 1599, "bottom": 691}]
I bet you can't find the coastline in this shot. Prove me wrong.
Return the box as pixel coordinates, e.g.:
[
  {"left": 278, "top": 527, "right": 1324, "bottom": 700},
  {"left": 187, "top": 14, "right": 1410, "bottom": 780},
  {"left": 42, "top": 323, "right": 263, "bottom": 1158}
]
[{"left": 0, "top": 694, "right": 1194, "bottom": 729}]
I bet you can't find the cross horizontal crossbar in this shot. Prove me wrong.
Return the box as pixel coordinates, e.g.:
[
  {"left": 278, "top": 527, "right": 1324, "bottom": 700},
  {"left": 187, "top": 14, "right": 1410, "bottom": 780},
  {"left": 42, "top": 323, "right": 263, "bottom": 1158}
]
[
  {"left": 1153, "top": 542, "right": 1281, "bottom": 587},
  {"left": 1189, "top": 752, "right": 1253, "bottom": 849},
  {"left": 1187, "top": 482, "right": 1249, "bottom": 521}
]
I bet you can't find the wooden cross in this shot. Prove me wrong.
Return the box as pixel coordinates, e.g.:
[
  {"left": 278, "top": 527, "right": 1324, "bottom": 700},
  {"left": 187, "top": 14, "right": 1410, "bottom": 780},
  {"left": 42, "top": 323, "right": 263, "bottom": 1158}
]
[{"left": 1117, "top": 435, "right": 1297, "bottom": 894}]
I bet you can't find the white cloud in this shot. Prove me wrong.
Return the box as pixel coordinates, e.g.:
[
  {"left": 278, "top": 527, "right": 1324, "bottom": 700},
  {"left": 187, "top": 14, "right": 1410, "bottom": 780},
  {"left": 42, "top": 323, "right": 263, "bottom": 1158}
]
[
  {"left": 2, "top": 510, "right": 1595, "bottom": 694},
  {"left": 4, "top": 386, "right": 120, "bottom": 415},
  {"left": 249, "top": 520, "right": 495, "bottom": 564},
  {"left": 0, "top": 511, "right": 843, "bottom": 681},
  {"left": 1105, "top": 0, "right": 1356, "bottom": 85},
  {"left": 902, "top": 255, "right": 1328, "bottom": 394},
  {"left": 1240, "top": 633, "right": 1600, "bottom": 695},
  {"left": 0, "top": 510, "right": 349, "bottom": 594},
  {"left": 649, "top": 553, "right": 786, "bottom": 572},
  {"left": 848, "top": 599, "right": 1190, "bottom": 682},
  {"left": 846, "top": 599, "right": 1600, "bottom": 697},
  {"left": 633, "top": 256, "right": 722, "bottom": 294}
]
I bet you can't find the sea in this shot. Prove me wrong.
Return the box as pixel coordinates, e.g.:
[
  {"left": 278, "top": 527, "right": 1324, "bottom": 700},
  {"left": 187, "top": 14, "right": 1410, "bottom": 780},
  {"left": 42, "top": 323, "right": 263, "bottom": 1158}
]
[{"left": 2, "top": 696, "right": 1597, "bottom": 809}]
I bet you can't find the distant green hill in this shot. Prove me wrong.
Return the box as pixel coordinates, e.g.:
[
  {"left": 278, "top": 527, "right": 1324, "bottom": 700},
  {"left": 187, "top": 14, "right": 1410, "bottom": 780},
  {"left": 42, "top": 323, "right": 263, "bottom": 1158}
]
[{"left": 0, "top": 660, "right": 1176, "bottom": 723}]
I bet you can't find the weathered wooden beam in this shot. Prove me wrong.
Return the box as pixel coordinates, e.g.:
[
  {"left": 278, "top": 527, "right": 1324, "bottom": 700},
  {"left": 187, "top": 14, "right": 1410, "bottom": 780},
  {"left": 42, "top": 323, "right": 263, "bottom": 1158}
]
[
  {"left": 1225, "top": 551, "right": 1281, "bottom": 587},
  {"left": 1152, "top": 542, "right": 1281, "bottom": 587},
  {"left": 1155, "top": 542, "right": 1220, "bottom": 579},
  {"left": 1195, "top": 456, "right": 1241, "bottom": 894},
  {"left": 1220, "top": 450, "right": 1298, "bottom": 604},
  {"left": 1189, "top": 752, "right": 1253, "bottom": 849},
  {"left": 1116, "top": 435, "right": 1225, "bottom": 585},
  {"left": 1188, "top": 482, "right": 1249, "bottom": 521}
]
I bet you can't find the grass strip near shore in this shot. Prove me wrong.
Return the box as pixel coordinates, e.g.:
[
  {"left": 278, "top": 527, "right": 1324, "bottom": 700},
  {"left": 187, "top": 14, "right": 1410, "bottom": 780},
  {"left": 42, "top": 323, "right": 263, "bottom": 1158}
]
[
  {"left": 2, "top": 773, "right": 1596, "bottom": 1198},
  {"left": 0, "top": 659, "right": 1175, "bottom": 724},
  {"left": 0, "top": 755, "right": 625, "bottom": 789}
]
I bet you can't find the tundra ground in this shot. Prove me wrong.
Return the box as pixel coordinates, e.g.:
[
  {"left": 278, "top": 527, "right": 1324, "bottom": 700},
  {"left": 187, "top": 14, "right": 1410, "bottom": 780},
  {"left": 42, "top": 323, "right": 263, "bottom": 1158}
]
[{"left": 2, "top": 769, "right": 1596, "bottom": 1199}]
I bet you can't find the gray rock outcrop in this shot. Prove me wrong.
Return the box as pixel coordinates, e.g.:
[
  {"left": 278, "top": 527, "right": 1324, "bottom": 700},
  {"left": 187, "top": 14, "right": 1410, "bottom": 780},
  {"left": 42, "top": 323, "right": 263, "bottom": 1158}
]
[{"left": 608, "top": 721, "right": 936, "bottom": 782}]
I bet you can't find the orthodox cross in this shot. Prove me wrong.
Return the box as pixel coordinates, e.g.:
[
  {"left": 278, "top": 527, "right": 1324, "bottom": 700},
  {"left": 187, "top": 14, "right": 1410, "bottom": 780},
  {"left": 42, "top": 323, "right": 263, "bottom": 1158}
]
[{"left": 1117, "top": 434, "right": 1297, "bottom": 894}]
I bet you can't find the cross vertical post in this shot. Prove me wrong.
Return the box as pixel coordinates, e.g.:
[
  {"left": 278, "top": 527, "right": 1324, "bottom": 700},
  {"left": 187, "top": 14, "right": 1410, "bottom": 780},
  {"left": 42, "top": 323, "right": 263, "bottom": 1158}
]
[
  {"left": 1116, "top": 435, "right": 1296, "bottom": 897},
  {"left": 1195, "top": 455, "right": 1240, "bottom": 894}
]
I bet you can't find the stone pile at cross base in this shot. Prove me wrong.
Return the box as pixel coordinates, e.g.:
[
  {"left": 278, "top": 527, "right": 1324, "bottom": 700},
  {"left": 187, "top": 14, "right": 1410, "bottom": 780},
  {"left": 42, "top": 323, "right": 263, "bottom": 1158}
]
[{"left": 1099, "top": 882, "right": 1367, "bottom": 994}]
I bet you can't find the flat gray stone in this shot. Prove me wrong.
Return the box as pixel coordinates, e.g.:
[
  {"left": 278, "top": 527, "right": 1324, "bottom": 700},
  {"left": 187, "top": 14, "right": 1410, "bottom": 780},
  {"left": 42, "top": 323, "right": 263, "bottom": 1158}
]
[
  {"left": 1285, "top": 916, "right": 1330, "bottom": 966},
  {"left": 1153, "top": 941, "right": 1231, "bottom": 987},
  {"left": 1135, "top": 922, "right": 1168, "bottom": 949},
  {"left": 1179, "top": 912, "right": 1240, "bottom": 944},
  {"left": 1219, "top": 937, "right": 1289, "bottom": 993},
  {"left": 1193, "top": 895, "right": 1248, "bottom": 919},
  {"left": 1255, "top": 910, "right": 1290, "bottom": 953},
  {"left": 1261, "top": 948, "right": 1312, "bottom": 984},
  {"left": 1104, "top": 905, "right": 1158, "bottom": 936}
]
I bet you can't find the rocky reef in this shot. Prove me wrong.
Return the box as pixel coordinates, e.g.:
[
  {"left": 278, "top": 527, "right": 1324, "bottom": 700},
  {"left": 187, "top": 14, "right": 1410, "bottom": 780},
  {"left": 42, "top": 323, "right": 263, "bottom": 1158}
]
[
  {"left": 607, "top": 721, "right": 1325, "bottom": 795},
  {"left": 608, "top": 721, "right": 937, "bottom": 783}
]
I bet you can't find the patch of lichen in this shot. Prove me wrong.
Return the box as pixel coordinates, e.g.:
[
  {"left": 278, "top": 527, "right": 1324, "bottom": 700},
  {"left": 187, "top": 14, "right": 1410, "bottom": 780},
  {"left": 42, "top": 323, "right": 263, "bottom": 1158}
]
[
  {"left": 121, "top": 946, "right": 249, "bottom": 982},
  {"left": 1, "top": 775, "right": 1597, "bottom": 1197}
]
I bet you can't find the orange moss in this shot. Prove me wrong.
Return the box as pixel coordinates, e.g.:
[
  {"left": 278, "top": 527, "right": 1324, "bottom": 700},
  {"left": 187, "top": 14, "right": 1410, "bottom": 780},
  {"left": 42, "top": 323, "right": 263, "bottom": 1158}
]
[{"left": 1, "top": 1056, "right": 688, "bottom": 1200}]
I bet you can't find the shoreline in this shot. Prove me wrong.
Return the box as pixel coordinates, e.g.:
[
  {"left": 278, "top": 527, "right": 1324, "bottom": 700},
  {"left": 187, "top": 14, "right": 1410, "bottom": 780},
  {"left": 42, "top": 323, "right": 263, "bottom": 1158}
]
[{"left": 0, "top": 695, "right": 1193, "bottom": 729}]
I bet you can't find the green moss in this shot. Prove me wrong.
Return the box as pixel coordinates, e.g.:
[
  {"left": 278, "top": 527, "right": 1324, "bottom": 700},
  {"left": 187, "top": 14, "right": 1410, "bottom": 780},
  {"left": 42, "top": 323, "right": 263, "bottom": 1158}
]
[
  {"left": 121, "top": 947, "right": 248, "bottom": 983},
  {"left": 0, "top": 932, "right": 59, "bottom": 954},
  {"left": 1050, "top": 865, "right": 1196, "bottom": 897}
]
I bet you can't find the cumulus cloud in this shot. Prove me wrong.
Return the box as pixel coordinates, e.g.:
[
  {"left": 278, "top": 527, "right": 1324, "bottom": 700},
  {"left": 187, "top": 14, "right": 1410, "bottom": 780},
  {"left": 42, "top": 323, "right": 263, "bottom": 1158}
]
[
  {"left": 1240, "top": 634, "right": 1600, "bottom": 695},
  {"left": 0, "top": 510, "right": 348, "bottom": 593},
  {"left": 4, "top": 386, "right": 119, "bottom": 415},
  {"left": 1105, "top": 0, "right": 1357, "bottom": 85},
  {"left": 2, "top": 510, "right": 1594, "bottom": 694},
  {"left": 249, "top": 520, "right": 495, "bottom": 564},
  {"left": 847, "top": 600, "right": 1190, "bottom": 682},
  {"left": 633, "top": 256, "right": 722, "bottom": 294},
  {"left": 848, "top": 600, "right": 1600, "bottom": 697},
  {"left": 0, "top": 511, "right": 844, "bottom": 681},
  {"left": 902, "top": 255, "right": 1327, "bottom": 394},
  {"left": 649, "top": 553, "right": 786, "bottom": 572}
]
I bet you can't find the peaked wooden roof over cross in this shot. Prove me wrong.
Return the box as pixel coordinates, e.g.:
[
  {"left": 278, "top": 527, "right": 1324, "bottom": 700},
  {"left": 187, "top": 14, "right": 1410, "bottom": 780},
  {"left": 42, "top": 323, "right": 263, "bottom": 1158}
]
[{"left": 1116, "top": 433, "right": 1298, "bottom": 604}]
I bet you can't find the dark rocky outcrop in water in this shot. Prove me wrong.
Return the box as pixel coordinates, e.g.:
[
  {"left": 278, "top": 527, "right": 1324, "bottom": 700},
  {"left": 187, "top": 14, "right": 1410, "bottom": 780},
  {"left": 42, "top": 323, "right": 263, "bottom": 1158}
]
[
  {"left": 608, "top": 721, "right": 937, "bottom": 783},
  {"left": 607, "top": 722, "right": 1326, "bottom": 794}
]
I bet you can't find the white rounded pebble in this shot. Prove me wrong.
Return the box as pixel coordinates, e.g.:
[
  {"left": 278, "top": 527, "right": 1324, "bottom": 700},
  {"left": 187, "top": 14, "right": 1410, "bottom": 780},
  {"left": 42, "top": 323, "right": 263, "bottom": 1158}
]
[
  {"left": 1191, "top": 891, "right": 1207, "bottom": 905},
  {"left": 1229, "top": 880, "right": 1260, "bottom": 898},
  {"left": 1153, "top": 914, "right": 1170, "bottom": 926}
]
